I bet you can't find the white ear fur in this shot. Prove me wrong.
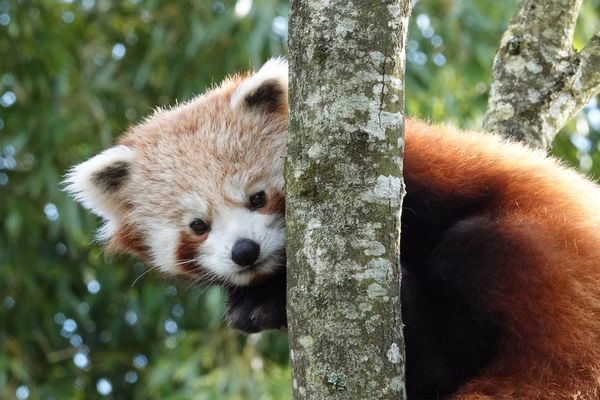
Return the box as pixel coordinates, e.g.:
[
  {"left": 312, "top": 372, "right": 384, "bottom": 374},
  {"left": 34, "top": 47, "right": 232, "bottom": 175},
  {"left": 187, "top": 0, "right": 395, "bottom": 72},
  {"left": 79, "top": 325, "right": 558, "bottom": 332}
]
[
  {"left": 64, "top": 145, "right": 135, "bottom": 221},
  {"left": 230, "top": 57, "right": 288, "bottom": 111}
]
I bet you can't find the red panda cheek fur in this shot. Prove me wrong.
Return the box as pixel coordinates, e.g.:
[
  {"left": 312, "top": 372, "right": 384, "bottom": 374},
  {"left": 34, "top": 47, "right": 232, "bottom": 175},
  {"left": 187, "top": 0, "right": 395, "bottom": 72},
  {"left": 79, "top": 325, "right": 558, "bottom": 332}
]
[
  {"left": 176, "top": 232, "right": 209, "bottom": 277},
  {"left": 106, "top": 221, "right": 149, "bottom": 261}
]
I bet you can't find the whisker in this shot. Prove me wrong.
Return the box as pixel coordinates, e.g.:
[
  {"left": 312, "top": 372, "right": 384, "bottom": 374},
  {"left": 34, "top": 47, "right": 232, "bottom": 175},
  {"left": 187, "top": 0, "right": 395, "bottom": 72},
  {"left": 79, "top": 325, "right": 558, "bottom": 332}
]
[
  {"left": 180, "top": 263, "right": 221, "bottom": 293},
  {"left": 189, "top": 280, "right": 212, "bottom": 295},
  {"left": 174, "top": 259, "right": 199, "bottom": 266},
  {"left": 131, "top": 264, "right": 162, "bottom": 287},
  {"left": 185, "top": 272, "right": 207, "bottom": 292}
]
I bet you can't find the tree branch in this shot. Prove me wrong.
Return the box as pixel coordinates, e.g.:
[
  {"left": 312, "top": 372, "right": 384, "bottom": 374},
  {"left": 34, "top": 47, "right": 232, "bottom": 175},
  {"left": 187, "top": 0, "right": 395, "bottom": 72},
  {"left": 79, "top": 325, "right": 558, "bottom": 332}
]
[
  {"left": 513, "top": 0, "right": 582, "bottom": 56},
  {"left": 483, "top": 0, "right": 594, "bottom": 149},
  {"left": 575, "top": 33, "right": 600, "bottom": 110}
]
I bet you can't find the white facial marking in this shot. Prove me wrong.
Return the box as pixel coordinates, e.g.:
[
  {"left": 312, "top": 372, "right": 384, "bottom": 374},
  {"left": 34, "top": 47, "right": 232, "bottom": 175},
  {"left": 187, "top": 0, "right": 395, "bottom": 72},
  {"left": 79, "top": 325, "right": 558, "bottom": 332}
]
[
  {"left": 179, "top": 193, "right": 210, "bottom": 225},
  {"left": 199, "top": 207, "right": 285, "bottom": 285},
  {"left": 223, "top": 175, "right": 250, "bottom": 204},
  {"left": 143, "top": 190, "right": 285, "bottom": 286},
  {"left": 145, "top": 222, "right": 179, "bottom": 274}
]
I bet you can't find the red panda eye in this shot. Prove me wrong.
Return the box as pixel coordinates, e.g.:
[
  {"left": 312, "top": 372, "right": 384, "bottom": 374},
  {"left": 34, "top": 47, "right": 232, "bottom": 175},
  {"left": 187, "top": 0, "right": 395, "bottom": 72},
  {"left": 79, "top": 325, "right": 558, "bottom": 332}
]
[
  {"left": 189, "top": 219, "right": 209, "bottom": 235},
  {"left": 249, "top": 191, "right": 266, "bottom": 209}
]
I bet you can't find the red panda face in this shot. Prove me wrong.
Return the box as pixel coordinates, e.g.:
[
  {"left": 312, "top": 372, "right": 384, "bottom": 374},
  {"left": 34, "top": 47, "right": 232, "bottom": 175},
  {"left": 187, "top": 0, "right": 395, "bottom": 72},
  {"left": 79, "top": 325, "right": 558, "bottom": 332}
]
[
  {"left": 66, "top": 59, "right": 288, "bottom": 286},
  {"left": 182, "top": 187, "right": 286, "bottom": 285}
]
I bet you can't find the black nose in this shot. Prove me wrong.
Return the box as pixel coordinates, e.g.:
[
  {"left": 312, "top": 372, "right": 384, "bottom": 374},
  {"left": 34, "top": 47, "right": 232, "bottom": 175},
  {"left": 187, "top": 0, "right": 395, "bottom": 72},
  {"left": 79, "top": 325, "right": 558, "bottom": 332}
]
[{"left": 231, "top": 239, "right": 260, "bottom": 266}]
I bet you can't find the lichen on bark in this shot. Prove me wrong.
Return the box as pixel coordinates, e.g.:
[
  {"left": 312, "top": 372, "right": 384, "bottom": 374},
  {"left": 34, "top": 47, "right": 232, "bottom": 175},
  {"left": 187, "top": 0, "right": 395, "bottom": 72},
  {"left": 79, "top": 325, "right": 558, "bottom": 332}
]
[
  {"left": 287, "top": 1, "right": 411, "bottom": 399},
  {"left": 483, "top": 0, "right": 600, "bottom": 148}
]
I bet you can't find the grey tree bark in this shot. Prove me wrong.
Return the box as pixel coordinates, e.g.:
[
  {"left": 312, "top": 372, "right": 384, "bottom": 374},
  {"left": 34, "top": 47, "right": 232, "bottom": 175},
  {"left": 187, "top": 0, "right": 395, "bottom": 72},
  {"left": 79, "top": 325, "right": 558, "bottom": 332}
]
[
  {"left": 286, "top": 1, "right": 411, "bottom": 399},
  {"left": 483, "top": 0, "right": 600, "bottom": 149}
]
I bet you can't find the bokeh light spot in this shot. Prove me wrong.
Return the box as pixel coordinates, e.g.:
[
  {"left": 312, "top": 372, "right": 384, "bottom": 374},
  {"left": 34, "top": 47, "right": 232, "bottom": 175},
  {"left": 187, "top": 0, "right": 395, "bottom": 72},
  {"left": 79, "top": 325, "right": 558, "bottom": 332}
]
[
  {"left": 0, "top": 13, "right": 10, "bottom": 26},
  {"left": 272, "top": 16, "right": 287, "bottom": 41},
  {"left": 133, "top": 354, "right": 148, "bottom": 369},
  {"left": 87, "top": 279, "right": 101, "bottom": 294},
  {"left": 171, "top": 304, "right": 184, "bottom": 317},
  {"left": 55, "top": 242, "right": 67, "bottom": 255},
  {"left": 44, "top": 203, "right": 59, "bottom": 221},
  {"left": 111, "top": 43, "right": 126, "bottom": 60},
  {"left": 53, "top": 312, "right": 66, "bottom": 324},
  {"left": 63, "top": 318, "right": 78, "bottom": 333},
  {"left": 0, "top": 91, "right": 16, "bottom": 107},
  {"left": 62, "top": 10, "right": 74, "bottom": 23},
  {"left": 164, "top": 318, "right": 178, "bottom": 334},
  {"left": 3, "top": 296, "right": 15, "bottom": 309},
  {"left": 96, "top": 378, "right": 112, "bottom": 396},
  {"left": 212, "top": 1, "right": 226, "bottom": 14},
  {"left": 73, "top": 352, "right": 89, "bottom": 369},
  {"left": 125, "top": 310, "right": 138, "bottom": 326},
  {"left": 70, "top": 334, "right": 83, "bottom": 347},
  {"left": 15, "top": 385, "right": 29, "bottom": 400},
  {"left": 124, "top": 370, "right": 138, "bottom": 384},
  {"left": 81, "top": 0, "right": 95, "bottom": 10},
  {"left": 234, "top": 0, "right": 252, "bottom": 17},
  {"left": 432, "top": 53, "right": 447, "bottom": 67}
]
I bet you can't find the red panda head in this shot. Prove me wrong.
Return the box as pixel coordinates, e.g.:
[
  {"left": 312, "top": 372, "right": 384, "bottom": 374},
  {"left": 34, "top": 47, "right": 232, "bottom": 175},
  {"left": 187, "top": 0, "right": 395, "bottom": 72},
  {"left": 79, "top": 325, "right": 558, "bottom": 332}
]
[{"left": 65, "top": 58, "right": 288, "bottom": 286}]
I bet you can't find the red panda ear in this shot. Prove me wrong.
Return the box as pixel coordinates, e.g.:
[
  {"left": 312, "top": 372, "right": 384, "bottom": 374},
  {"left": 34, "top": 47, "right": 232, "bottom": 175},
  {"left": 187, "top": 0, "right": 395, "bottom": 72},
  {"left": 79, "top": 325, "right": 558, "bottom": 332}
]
[
  {"left": 230, "top": 57, "right": 288, "bottom": 116},
  {"left": 64, "top": 145, "right": 135, "bottom": 221}
]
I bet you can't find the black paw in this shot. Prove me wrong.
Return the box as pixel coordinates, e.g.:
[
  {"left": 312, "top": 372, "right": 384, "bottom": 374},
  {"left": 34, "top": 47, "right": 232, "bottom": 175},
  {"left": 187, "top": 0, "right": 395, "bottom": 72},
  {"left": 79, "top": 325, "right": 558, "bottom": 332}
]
[{"left": 225, "top": 270, "right": 287, "bottom": 333}]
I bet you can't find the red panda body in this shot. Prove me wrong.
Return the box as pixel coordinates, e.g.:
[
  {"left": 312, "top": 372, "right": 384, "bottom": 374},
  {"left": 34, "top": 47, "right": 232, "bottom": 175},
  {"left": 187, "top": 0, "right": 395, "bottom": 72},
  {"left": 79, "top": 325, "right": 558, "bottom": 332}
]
[
  {"left": 67, "top": 60, "right": 600, "bottom": 399},
  {"left": 401, "top": 119, "right": 600, "bottom": 399}
]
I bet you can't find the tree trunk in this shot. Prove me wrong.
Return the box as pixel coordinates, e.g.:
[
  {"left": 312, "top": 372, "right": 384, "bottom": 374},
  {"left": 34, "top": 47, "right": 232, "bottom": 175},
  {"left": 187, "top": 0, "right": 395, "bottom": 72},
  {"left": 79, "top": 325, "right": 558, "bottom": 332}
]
[
  {"left": 484, "top": 0, "right": 600, "bottom": 148},
  {"left": 286, "top": 1, "right": 411, "bottom": 399}
]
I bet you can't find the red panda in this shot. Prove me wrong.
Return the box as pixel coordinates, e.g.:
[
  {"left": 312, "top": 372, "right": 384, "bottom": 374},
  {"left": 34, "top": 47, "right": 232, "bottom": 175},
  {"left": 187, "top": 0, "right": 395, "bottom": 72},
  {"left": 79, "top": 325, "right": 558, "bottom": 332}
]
[{"left": 66, "top": 59, "right": 600, "bottom": 399}]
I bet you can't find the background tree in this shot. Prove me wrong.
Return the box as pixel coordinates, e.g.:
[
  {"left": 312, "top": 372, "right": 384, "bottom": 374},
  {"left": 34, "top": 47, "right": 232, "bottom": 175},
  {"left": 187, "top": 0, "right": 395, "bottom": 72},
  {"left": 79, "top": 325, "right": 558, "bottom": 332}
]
[
  {"left": 287, "top": 0, "right": 410, "bottom": 398},
  {"left": 0, "top": 0, "right": 598, "bottom": 399},
  {"left": 484, "top": 0, "right": 600, "bottom": 148}
]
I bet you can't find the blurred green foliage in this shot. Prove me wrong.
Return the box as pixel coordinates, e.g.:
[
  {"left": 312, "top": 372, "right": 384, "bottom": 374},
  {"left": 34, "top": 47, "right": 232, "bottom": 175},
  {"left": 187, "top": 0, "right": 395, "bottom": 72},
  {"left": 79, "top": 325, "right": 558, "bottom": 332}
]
[
  {"left": 0, "top": 1, "right": 290, "bottom": 399},
  {"left": 0, "top": 0, "right": 598, "bottom": 399},
  {"left": 406, "top": 0, "right": 600, "bottom": 172}
]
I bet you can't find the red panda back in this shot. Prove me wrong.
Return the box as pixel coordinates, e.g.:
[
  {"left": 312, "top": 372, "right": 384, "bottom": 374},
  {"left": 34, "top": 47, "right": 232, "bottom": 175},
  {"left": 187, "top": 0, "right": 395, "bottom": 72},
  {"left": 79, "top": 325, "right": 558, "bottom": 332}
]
[{"left": 403, "top": 119, "right": 600, "bottom": 399}]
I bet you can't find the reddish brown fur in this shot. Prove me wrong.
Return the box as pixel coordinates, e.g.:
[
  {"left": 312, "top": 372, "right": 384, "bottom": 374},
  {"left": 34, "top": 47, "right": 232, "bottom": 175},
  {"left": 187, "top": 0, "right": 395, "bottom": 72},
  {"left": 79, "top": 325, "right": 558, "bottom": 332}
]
[
  {"left": 176, "top": 232, "right": 208, "bottom": 276},
  {"left": 71, "top": 67, "right": 287, "bottom": 287},
  {"left": 107, "top": 223, "right": 149, "bottom": 260},
  {"left": 405, "top": 119, "right": 600, "bottom": 399},
  {"left": 257, "top": 189, "right": 285, "bottom": 215},
  {"left": 114, "top": 72, "right": 287, "bottom": 228},
  {"left": 68, "top": 61, "right": 600, "bottom": 397}
]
